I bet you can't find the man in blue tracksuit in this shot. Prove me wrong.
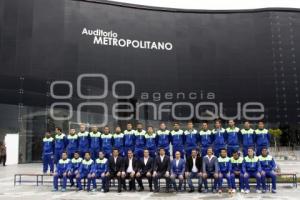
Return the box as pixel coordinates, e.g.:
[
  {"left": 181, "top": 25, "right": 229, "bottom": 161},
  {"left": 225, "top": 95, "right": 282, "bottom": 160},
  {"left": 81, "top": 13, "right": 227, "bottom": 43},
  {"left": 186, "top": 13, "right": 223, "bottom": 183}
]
[
  {"left": 67, "top": 151, "right": 82, "bottom": 187},
  {"left": 212, "top": 120, "right": 226, "bottom": 157},
  {"left": 113, "top": 126, "right": 125, "bottom": 157},
  {"left": 240, "top": 121, "right": 255, "bottom": 156},
  {"left": 145, "top": 126, "right": 157, "bottom": 158},
  {"left": 171, "top": 122, "right": 184, "bottom": 158},
  {"left": 89, "top": 151, "right": 108, "bottom": 192},
  {"left": 54, "top": 127, "right": 66, "bottom": 164},
  {"left": 230, "top": 150, "right": 244, "bottom": 193},
  {"left": 217, "top": 149, "right": 232, "bottom": 194},
  {"left": 76, "top": 152, "right": 94, "bottom": 191},
  {"left": 134, "top": 123, "right": 146, "bottom": 159},
  {"left": 89, "top": 126, "right": 101, "bottom": 160},
  {"left": 255, "top": 121, "right": 270, "bottom": 156},
  {"left": 78, "top": 124, "right": 90, "bottom": 158},
  {"left": 66, "top": 128, "right": 78, "bottom": 159},
  {"left": 101, "top": 126, "right": 113, "bottom": 158},
  {"left": 184, "top": 121, "right": 199, "bottom": 157},
  {"left": 53, "top": 152, "right": 70, "bottom": 192},
  {"left": 199, "top": 122, "right": 212, "bottom": 157},
  {"left": 170, "top": 151, "right": 186, "bottom": 192},
  {"left": 259, "top": 147, "right": 277, "bottom": 193},
  {"left": 123, "top": 123, "right": 135, "bottom": 154},
  {"left": 226, "top": 120, "right": 240, "bottom": 157},
  {"left": 156, "top": 122, "right": 171, "bottom": 156},
  {"left": 243, "top": 147, "right": 262, "bottom": 193},
  {"left": 42, "top": 131, "right": 54, "bottom": 174}
]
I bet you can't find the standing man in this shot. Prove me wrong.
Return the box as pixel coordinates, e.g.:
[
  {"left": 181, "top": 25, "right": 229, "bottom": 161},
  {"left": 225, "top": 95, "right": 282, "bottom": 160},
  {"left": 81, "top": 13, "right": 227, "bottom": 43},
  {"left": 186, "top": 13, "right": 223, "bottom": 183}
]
[
  {"left": 243, "top": 147, "right": 262, "bottom": 193},
  {"left": 170, "top": 151, "right": 185, "bottom": 192},
  {"left": 53, "top": 151, "right": 70, "bottom": 192},
  {"left": 259, "top": 147, "right": 277, "bottom": 193},
  {"left": 123, "top": 122, "right": 135, "bottom": 154},
  {"left": 212, "top": 120, "right": 226, "bottom": 157},
  {"left": 136, "top": 149, "right": 154, "bottom": 191},
  {"left": 101, "top": 126, "right": 113, "bottom": 158},
  {"left": 134, "top": 123, "right": 146, "bottom": 159},
  {"left": 77, "top": 124, "right": 90, "bottom": 158},
  {"left": 106, "top": 149, "right": 124, "bottom": 193},
  {"left": 54, "top": 127, "right": 66, "bottom": 164},
  {"left": 42, "top": 131, "right": 54, "bottom": 174},
  {"left": 199, "top": 122, "right": 212, "bottom": 157},
  {"left": 145, "top": 126, "right": 157, "bottom": 158},
  {"left": 255, "top": 121, "right": 270, "bottom": 156},
  {"left": 185, "top": 149, "right": 202, "bottom": 193},
  {"left": 217, "top": 149, "right": 232, "bottom": 194},
  {"left": 89, "top": 126, "right": 101, "bottom": 160},
  {"left": 113, "top": 126, "right": 125, "bottom": 157},
  {"left": 89, "top": 151, "right": 108, "bottom": 192},
  {"left": 240, "top": 121, "right": 255, "bottom": 156},
  {"left": 230, "top": 150, "right": 244, "bottom": 193},
  {"left": 184, "top": 121, "right": 199, "bottom": 157},
  {"left": 153, "top": 148, "right": 171, "bottom": 193},
  {"left": 122, "top": 149, "right": 139, "bottom": 191},
  {"left": 202, "top": 147, "right": 219, "bottom": 193},
  {"left": 156, "top": 122, "right": 171, "bottom": 156},
  {"left": 170, "top": 122, "right": 184, "bottom": 158},
  {"left": 66, "top": 128, "right": 78, "bottom": 159},
  {"left": 226, "top": 120, "right": 240, "bottom": 157}
]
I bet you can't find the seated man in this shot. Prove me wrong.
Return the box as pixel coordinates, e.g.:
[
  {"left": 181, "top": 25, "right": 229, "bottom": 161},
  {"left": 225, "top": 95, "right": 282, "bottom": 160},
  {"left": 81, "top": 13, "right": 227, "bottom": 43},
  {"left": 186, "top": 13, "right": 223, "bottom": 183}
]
[
  {"left": 217, "top": 149, "right": 232, "bottom": 194},
  {"left": 76, "top": 152, "right": 94, "bottom": 191},
  {"left": 243, "top": 147, "right": 262, "bottom": 194},
  {"left": 202, "top": 147, "right": 219, "bottom": 193},
  {"left": 136, "top": 149, "right": 154, "bottom": 191},
  {"left": 230, "top": 150, "right": 244, "bottom": 193},
  {"left": 259, "top": 147, "right": 277, "bottom": 193},
  {"left": 106, "top": 148, "right": 124, "bottom": 193},
  {"left": 67, "top": 151, "right": 82, "bottom": 187},
  {"left": 170, "top": 151, "right": 185, "bottom": 192},
  {"left": 122, "top": 149, "right": 139, "bottom": 191},
  {"left": 185, "top": 149, "right": 202, "bottom": 193},
  {"left": 89, "top": 151, "right": 108, "bottom": 192},
  {"left": 153, "top": 148, "right": 171, "bottom": 193},
  {"left": 53, "top": 151, "right": 70, "bottom": 192}
]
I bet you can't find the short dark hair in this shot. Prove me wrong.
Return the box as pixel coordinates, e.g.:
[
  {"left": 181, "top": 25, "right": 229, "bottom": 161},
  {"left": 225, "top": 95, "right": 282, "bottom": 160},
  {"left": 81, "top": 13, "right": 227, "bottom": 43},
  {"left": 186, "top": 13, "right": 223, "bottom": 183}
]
[{"left": 55, "top": 127, "right": 62, "bottom": 132}]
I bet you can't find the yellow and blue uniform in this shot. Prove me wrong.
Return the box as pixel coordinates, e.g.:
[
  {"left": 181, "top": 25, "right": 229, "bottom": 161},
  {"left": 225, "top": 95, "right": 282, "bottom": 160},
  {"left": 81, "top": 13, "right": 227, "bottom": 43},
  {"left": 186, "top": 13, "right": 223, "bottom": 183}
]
[
  {"left": 113, "top": 132, "right": 125, "bottom": 156},
  {"left": 42, "top": 136, "right": 54, "bottom": 173},
  {"left": 171, "top": 129, "right": 184, "bottom": 158},
  {"left": 157, "top": 129, "right": 171, "bottom": 156},
  {"left": 212, "top": 128, "right": 226, "bottom": 157},
  {"left": 145, "top": 132, "right": 157, "bottom": 157},
  {"left": 53, "top": 158, "right": 71, "bottom": 191},
  {"left": 54, "top": 133, "right": 66, "bottom": 164},
  {"left": 101, "top": 133, "right": 113, "bottom": 158},
  {"left": 78, "top": 131, "right": 90, "bottom": 157},
  {"left": 242, "top": 156, "right": 262, "bottom": 190},
  {"left": 259, "top": 155, "right": 277, "bottom": 192},
  {"left": 89, "top": 157, "right": 108, "bottom": 191},
  {"left": 76, "top": 159, "right": 94, "bottom": 191},
  {"left": 255, "top": 129, "right": 270, "bottom": 156},
  {"left": 240, "top": 128, "right": 255, "bottom": 156},
  {"left": 134, "top": 130, "right": 146, "bottom": 158},
  {"left": 123, "top": 129, "right": 135, "bottom": 153},
  {"left": 218, "top": 156, "right": 232, "bottom": 189},
  {"left": 89, "top": 131, "right": 101, "bottom": 160},
  {"left": 225, "top": 127, "right": 240, "bottom": 157},
  {"left": 68, "top": 157, "right": 82, "bottom": 186},
  {"left": 199, "top": 129, "right": 212, "bottom": 157},
  {"left": 66, "top": 134, "right": 78, "bottom": 159},
  {"left": 184, "top": 129, "right": 199, "bottom": 157},
  {"left": 230, "top": 156, "right": 244, "bottom": 190}
]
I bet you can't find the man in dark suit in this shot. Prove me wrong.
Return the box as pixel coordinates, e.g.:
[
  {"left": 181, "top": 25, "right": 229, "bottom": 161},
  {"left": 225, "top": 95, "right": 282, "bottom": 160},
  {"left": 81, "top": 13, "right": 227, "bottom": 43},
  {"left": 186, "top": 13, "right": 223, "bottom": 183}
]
[
  {"left": 185, "top": 149, "right": 203, "bottom": 193},
  {"left": 153, "top": 148, "right": 171, "bottom": 193},
  {"left": 106, "top": 148, "right": 124, "bottom": 192},
  {"left": 122, "top": 149, "right": 139, "bottom": 191},
  {"left": 136, "top": 149, "right": 154, "bottom": 191}
]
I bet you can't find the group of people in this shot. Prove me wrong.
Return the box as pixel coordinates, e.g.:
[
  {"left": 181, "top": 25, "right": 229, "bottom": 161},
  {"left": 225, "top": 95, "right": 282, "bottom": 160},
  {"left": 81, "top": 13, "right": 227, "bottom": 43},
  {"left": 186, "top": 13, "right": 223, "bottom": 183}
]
[{"left": 42, "top": 120, "right": 277, "bottom": 194}]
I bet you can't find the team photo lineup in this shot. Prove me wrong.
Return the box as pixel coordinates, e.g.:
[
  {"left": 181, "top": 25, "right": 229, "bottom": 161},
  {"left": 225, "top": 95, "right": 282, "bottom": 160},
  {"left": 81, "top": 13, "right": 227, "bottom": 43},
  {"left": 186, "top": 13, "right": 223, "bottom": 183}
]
[{"left": 42, "top": 119, "right": 277, "bottom": 194}]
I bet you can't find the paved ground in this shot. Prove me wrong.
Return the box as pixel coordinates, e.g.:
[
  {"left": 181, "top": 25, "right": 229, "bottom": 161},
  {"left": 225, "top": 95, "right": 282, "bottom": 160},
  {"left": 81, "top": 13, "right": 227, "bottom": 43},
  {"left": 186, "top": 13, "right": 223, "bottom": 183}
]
[{"left": 0, "top": 162, "right": 299, "bottom": 200}]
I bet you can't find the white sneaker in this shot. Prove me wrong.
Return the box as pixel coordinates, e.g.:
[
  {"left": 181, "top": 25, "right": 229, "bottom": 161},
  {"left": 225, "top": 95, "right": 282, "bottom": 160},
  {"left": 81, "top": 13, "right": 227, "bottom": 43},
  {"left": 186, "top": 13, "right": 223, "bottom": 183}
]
[
  {"left": 245, "top": 189, "right": 250, "bottom": 194},
  {"left": 91, "top": 189, "right": 96, "bottom": 192},
  {"left": 101, "top": 189, "right": 104, "bottom": 192},
  {"left": 256, "top": 189, "right": 262, "bottom": 194},
  {"left": 241, "top": 189, "right": 245, "bottom": 193},
  {"left": 232, "top": 189, "right": 236, "bottom": 193}
]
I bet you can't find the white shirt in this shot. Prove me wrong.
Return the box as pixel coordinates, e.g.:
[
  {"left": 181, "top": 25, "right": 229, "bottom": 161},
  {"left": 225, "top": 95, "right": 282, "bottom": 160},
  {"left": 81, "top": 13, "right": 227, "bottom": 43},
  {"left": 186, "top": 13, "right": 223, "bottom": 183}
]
[
  {"left": 127, "top": 158, "right": 133, "bottom": 173},
  {"left": 144, "top": 157, "right": 149, "bottom": 165},
  {"left": 192, "top": 157, "right": 198, "bottom": 173},
  {"left": 160, "top": 156, "right": 165, "bottom": 162},
  {"left": 176, "top": 159, "right": 180, "bottom": 167},
  {"left": 114, "top": 156, "right": 117, "bottom": 164}
]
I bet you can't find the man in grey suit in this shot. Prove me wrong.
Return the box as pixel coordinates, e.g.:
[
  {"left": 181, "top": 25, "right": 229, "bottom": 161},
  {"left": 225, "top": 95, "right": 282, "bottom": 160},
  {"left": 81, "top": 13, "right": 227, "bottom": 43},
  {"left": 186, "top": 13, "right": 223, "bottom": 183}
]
[{"left": 202, "top": 147, "right": 219, "bottom": 193}]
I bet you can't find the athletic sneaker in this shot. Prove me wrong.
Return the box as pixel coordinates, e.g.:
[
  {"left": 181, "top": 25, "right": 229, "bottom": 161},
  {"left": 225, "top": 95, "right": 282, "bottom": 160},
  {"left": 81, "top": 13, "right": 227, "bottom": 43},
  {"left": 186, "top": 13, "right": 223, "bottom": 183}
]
[
  {"left": 52, "top": 188, "right": 58, "bottom": 192},
  {"left": 91, "top": 189, "right": 96, "bottom": 192},
  {"left": 262, "top": 190, "right": 266, "bottom": 193},
  {"left": 272, "top": 189, "right": 277, "bottom": 193},
  {"left": 241, "top": 189, "right": 245, "bottom": 193},
  {"left": 245, "top": 189, "right": 250, "bottom": 194},
  {"left": 256, "top": 189, "right": 262, "bottom": 193},
  {"left": 232, "top": 189, "right": 236, "bottom": 193},
  {"left": 61, "top": 188, "right": 66, "bottom": 192}
]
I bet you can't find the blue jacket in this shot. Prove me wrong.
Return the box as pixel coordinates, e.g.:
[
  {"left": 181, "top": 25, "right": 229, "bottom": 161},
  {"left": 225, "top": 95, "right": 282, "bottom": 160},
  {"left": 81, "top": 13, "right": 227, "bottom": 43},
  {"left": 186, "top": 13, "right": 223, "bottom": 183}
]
[
  {"left": 89, "top": 131, "right": 101, "bottom": 149},
  {"left": 212, "top": 128, "right": 226, "bottom": 146},
  {"left": 69, "top": 157, "right": 83, "bottom": 173},
  {"left": 226, "top": 127, "right": 240, "bottom": 146},
  {"left": 43, "top": 137, "right": 54, "bottom": 155},
  {"left": 56, "top": 158, "right": 71, "bottom": 174},
  {"left": 145, "top": 133, "right": 157, "bottom": 150},
  {"left": 240, "top": 128, "right": 255, "bottom": 147},
  {"left": 258, "top": 155, "right": 276, "bottom": 172},
  {"left": 54, "top": 133, "right": 66, "bottom": 151},
  {"left": 101, "top": 133, "right": 113, "bottom": 151},
  {"left": 92, "top": 158, "right": 108, "bottom": 174},
  {"left": 66, "top": 134, "right": 78, "bottom": 152},
  {"left": 230, "top": 157, "right": 243, "bottom": 172},
  {"left": 218, "top": 156, "right": 232, "bottom": 173},
  {"left": 79, "top": 159, "right": 94, "bottom": 175},
  {"left": 135, "top": 130, "right": 146, "bottom": 148},
  {"left": 157, "top": 129, "right": 170, "bottom": 148},
  {"left": 113, "top": 133, "right": 124, "bottom": 150},
  {"left": 123, "top": 130, "right": 135, "bottom": 148},
  {"left": 171, "top": 158, "right": 186, "bottom": 175},
  {"left": 184, "top": 129, "right": 199, "bottom": 148},
  {"left": 78, "top": 131, "right": 90, "bottom": 151},
  {"left": 255, "top": 129, "right": 270, "bottom": 147},
  {"left": 171, "top": 129, "right": 184, "bottom": 148},
  {"left": 242, "top": 156, "right": 261, "bottom": 173},
  {"left": 199, "top": 129, "right": 212, "bottom": 147}
]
